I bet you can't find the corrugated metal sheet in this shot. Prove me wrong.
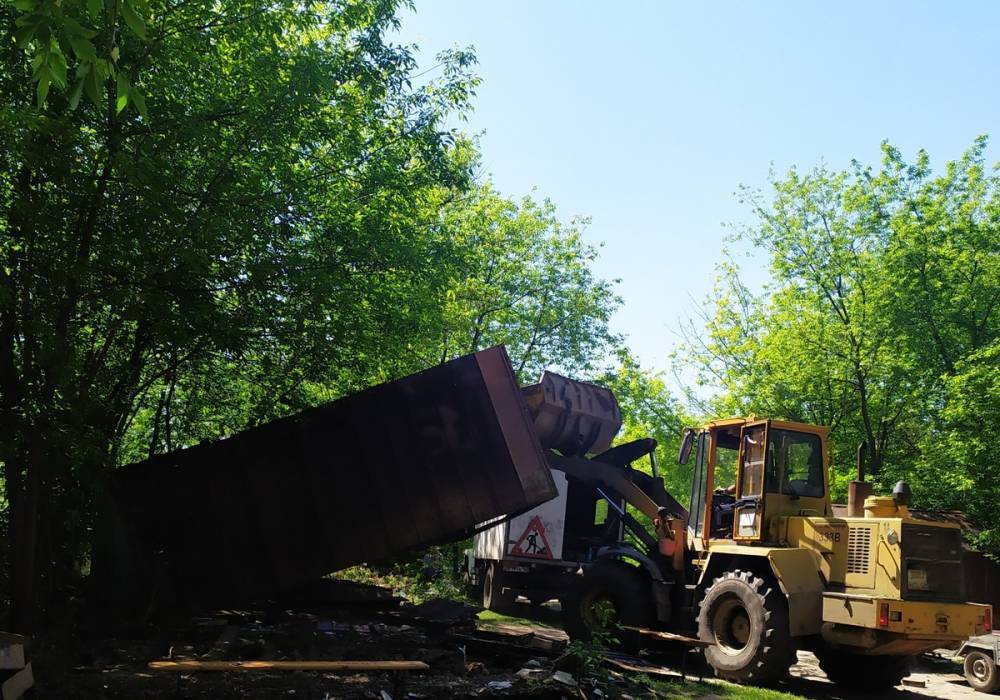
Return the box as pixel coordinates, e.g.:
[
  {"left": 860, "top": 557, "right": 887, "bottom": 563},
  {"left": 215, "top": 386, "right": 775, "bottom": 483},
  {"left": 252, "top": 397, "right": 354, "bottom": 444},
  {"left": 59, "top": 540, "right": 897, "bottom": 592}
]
[{"left": 96, "top": 346, "right": 556, "bottom": 613}]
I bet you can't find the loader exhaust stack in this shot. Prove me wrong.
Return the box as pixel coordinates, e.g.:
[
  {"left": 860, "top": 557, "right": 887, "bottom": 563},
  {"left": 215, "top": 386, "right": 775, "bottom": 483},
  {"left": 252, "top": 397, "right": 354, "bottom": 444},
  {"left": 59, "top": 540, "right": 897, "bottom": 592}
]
[{"left": 847, "top": 440, "right": 873, "bottom": 517}]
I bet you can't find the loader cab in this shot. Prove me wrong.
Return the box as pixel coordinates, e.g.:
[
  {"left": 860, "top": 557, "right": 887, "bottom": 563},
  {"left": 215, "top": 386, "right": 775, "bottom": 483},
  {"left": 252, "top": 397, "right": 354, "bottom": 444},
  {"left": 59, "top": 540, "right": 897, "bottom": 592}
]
[{"left": 680, "top": 418, "right": 831, "bottom": 551}]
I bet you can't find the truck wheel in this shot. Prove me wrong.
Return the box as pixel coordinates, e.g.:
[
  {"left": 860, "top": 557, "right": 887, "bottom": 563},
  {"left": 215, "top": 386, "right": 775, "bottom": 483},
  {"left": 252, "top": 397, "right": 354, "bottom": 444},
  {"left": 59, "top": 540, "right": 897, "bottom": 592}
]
[
  {"left": 697, "top": 570, "right": 792, "bottom": 684},
  {"left": 816, "top": 650, "right": 913, "bottom": 690},
  {"left": 482, "top": 563, "right": 513, "bottom": 612},
  {"left": 562, "top": 560, "right": 652, "bottom": 651},
  {"left": 965, "top": 651, "right": 1000, "bottom": 693}
]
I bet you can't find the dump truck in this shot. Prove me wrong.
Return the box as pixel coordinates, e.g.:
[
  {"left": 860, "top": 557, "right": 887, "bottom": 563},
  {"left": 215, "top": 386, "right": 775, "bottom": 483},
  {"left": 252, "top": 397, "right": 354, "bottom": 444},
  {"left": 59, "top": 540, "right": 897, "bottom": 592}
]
[{"left": 471, "top": 383, "right": 993, "bottom": 691}]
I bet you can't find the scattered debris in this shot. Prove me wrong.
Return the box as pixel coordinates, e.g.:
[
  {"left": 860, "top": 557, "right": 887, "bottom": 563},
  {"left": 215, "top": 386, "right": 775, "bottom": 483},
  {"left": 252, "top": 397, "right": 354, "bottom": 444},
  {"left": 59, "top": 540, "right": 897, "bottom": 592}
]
[
  {"left": 465, "top": 661, "right": 486, "bottom": 676},
  {"left": 515, "top": 668, "right": 547, "bottom": 681},
  {"left": 551, "top": 670, "right": 576, "bottom": 686},
  {"left": 41, "top": 587, "right": 699, "bottom": 698},
  {"left": 390, "top": 599, "right": 482, "bottom": 629},
  {"left": 0, "top": 633, "right": 32, "bottom": 700},
  {"left": 1, "top": 663, "right": 33, "bottom": 700},
  {"left": 485, "top": 680, "right": 513, "bottom": 691}
]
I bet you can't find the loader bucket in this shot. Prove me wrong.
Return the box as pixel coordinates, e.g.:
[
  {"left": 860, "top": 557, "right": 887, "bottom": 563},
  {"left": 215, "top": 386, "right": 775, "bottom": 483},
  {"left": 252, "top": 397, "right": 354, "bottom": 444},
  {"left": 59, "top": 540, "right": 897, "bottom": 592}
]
[{"left": 521, "top": 372, "right": 622, "bottom": 457}]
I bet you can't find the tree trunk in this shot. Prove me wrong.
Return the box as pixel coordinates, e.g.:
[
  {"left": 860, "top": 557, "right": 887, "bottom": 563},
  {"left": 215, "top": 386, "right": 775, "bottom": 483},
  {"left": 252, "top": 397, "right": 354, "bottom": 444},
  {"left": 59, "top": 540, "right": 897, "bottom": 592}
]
[{"left": 7, "top": 430, "right": 48, "bottom": 632}]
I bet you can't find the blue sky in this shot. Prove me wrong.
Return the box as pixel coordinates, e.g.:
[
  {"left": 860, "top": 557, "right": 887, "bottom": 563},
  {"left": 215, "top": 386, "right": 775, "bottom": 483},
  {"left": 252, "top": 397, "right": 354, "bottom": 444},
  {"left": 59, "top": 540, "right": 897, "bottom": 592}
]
[{"left": 395, "top": 1, "right": 999, "bottom": 379}]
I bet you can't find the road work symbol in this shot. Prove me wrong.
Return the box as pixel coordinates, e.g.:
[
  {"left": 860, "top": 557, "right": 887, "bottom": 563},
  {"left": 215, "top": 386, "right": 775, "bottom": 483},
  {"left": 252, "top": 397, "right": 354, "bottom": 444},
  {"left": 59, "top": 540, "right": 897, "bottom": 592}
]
[{"left": 510, "top": 515, "right": 553, "bottom": 559}]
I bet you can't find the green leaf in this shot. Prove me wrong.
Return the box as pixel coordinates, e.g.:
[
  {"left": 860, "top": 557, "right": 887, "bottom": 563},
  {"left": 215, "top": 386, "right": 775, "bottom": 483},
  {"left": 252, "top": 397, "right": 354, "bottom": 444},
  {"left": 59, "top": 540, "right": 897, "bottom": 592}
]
[
  {"left": 121, "top": 1, "right": 147, "bottom": 40},
  {"left": 62, "top": 16, "right": 99, "bottom": 39},
  {"left": 130, "top": 86, "right": 147, "bottom": 118},
  {"left": 14, "top": 12, "right": 40, "bottom": 27},
  {"left": 12, "top": 0, "right": 36, "bottom": 11},
  {"left": 30, "top": 52, "right": 45, "bottom": 75},
  {"left": 68, "top": 76, "right": 85, "bottom": 110},
  {"left": 36, "top": 69, "right": 50, "bottom": 106},
  {"left": 13, "top": 24, "right": 38, "bottom": 46},
  {"left": 84, "top": 64, "right": 102, "bottom": 105},
  {"left": 48, "top": 49, "right": 68, "bottom": 88},
  {"left": 87, "top": 0, "right": 103, "bottom": 18},
  {"left": 116, "top": 72, "right": 130, "bottom": 113},
  {"left": 69, "top": 35, "right": 98, "bottom": 62}
]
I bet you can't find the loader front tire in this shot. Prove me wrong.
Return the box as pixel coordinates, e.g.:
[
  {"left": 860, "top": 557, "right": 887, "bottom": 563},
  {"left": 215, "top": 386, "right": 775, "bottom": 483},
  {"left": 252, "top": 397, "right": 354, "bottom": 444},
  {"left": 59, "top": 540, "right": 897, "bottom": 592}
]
[
  {"left": 816, "top": 650, "right": 914, "bottom": 690},
  {"left": 562, "top": 560, "right": 653, "bottom": 652},
  {"left": 698, "top": 569, "right": 793, "bottom": 684}
]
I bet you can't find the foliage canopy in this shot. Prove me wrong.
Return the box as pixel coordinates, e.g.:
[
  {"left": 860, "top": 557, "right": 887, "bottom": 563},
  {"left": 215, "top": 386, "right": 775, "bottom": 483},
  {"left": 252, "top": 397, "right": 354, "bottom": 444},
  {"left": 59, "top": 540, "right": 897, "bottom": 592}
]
[
  {"left": 682, "top": 138, "right": 1000, "bottom": 550},
  {"left": 1, "top": 0, "right": 622, "bottom": 628}
]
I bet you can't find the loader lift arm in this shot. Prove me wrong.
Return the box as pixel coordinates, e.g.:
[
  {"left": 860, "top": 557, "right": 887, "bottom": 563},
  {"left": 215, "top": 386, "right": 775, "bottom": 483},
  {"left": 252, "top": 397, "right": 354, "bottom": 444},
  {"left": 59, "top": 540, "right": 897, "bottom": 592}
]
[{"left": 547, "top": 446, "right": 688, "bottom": 522}]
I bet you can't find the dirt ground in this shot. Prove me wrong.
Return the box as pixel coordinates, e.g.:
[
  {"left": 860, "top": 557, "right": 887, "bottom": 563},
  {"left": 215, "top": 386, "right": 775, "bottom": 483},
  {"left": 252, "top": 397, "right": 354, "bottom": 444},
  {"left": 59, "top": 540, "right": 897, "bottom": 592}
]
[
  {"left": 497, "top": 610, "right": 984, "bottom": 700},
  {"left": 32, "top": 593, "right": 985, "bottom": 699},
  {"left": 36, "top": 594, "right": 648, "bottom": 699},
  {"left": 784, "top": 649, "right": 980, "bottom": 700},
  {"left": 507, "top": 603, "right": 985, "bottom": 699}
]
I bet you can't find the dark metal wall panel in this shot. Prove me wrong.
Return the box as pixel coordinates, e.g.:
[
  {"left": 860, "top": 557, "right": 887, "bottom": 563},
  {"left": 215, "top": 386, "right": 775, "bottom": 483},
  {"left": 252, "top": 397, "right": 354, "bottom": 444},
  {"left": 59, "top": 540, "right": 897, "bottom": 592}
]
[
  {"left": 964, "top": 551, "right": 1000, "bottom": 627},
  {"left": 98, "top": 346, "right": 556, "bottom": 612}
]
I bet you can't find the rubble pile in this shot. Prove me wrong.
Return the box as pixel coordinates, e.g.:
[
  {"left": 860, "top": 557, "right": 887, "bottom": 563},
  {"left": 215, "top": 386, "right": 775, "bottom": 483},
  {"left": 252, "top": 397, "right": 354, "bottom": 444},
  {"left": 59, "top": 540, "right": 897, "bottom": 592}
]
[{"left": 40, "top": 582, "right": 689, "bottom": 699}]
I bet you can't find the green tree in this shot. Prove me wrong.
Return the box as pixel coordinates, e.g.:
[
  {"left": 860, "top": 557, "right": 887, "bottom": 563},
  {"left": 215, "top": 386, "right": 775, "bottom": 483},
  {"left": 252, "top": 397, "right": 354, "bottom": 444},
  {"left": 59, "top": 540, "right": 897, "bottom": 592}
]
[
  {"left": 683, "top": 139, "right": 999, "bottom": 522},
  {"left": 1, "top": 0, "right": 478, "bottom": 628},
  {"left": 913, "top": 341, "right": 1000, "bottom": 553},
  {"left": 431, "top": 184, "right": 621, "bottom": 380}
]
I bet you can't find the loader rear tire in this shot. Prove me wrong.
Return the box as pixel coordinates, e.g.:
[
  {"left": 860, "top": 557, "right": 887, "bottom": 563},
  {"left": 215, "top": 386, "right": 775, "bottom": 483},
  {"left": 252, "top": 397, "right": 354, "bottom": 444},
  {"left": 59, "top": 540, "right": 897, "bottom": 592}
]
[
  {"left": 562, "top": 560, "right": 653, "bottom": 652},
  {"left": 816, "top": 650, "right": 914, "bottom": 690},
  {"left": 697, "top": 569, "right": 793, "bottom": 684}
]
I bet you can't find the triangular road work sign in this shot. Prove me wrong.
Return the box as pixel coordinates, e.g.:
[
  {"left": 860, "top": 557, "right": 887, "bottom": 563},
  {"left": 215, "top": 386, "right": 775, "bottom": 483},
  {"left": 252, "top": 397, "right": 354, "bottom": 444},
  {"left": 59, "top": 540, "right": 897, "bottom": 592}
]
[{"left": 510, "top": 515, "right": 553, "bottom": 559}]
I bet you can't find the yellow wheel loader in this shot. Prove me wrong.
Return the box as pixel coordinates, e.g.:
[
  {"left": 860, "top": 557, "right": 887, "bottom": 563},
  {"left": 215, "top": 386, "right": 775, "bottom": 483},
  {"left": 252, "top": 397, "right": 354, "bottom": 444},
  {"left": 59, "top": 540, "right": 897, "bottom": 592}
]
[
  {"left": 511, "top": 398, "right": 993, "bottom": 689},
  {"left": 669, "top": 417, "right": 992, "bottom": 688},
  {"left": 458, "top": 373, "right": 992, "bottom": 689}
]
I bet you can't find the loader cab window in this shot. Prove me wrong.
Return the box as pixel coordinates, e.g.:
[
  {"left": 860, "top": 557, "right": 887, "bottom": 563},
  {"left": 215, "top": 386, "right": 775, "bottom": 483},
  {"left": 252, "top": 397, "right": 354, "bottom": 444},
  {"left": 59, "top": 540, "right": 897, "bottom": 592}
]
[
  {"left": 766, "top": 429, "right": 824, "bottom": 498},
  {"left": 688, "top": 432, "right": 708, "bottom": 537},
  {"left": 714, "top": 432, "right": 739, "bottom": 492},
  {"left": 709, "top": 427, "right": 741, "bottom": 538}
]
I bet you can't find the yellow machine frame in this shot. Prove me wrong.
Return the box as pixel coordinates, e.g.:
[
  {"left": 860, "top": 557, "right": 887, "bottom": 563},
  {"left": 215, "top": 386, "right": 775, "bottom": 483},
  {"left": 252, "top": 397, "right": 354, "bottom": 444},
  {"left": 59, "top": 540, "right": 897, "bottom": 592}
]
[{"left": 686, "top": 416, "right": 992, "bottom": 652}]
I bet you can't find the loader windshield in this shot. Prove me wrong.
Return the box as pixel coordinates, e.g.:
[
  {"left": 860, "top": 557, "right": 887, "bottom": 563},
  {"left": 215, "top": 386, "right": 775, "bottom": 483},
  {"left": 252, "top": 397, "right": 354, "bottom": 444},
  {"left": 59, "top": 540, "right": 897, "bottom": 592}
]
[{"left": 766, "top": 429, "right": 824, "bottom": 498}]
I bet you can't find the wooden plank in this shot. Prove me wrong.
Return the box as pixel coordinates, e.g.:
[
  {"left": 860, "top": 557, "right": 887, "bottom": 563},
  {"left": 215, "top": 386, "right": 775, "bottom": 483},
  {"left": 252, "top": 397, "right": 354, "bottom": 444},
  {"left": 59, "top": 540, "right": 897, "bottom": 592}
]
[
  {"left": 622, "top": 626, "right": 711, "bottom": 647},
  {"left": 148, "top": 660, "right": 429, "bottom": 673},
  {"left": 602, "top": 654, "right": 677, "bottom": 677},
  {"left": 448, "top": 633, "right": 560, "bottom": 659}
]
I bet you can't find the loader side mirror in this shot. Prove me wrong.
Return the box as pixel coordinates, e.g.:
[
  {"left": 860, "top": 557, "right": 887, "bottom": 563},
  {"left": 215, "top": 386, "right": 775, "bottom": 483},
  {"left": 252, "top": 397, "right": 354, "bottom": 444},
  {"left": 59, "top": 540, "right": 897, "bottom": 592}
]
[{"left": 678, "top": 429, "right": 695, "bottom": 465}]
